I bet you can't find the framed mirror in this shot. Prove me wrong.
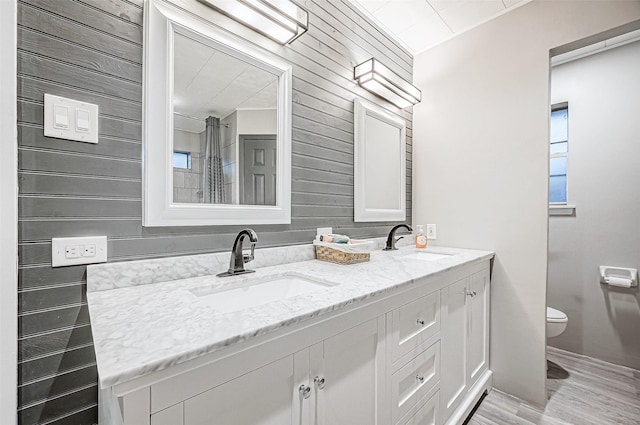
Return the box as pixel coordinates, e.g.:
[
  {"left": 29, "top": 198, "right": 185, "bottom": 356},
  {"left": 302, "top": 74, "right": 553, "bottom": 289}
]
[
  {"left": 143, "top": 0, "right": 292, "bottom": 226},
  {"left": 354, "top": 99, "right": 406, "bottom": 222}
]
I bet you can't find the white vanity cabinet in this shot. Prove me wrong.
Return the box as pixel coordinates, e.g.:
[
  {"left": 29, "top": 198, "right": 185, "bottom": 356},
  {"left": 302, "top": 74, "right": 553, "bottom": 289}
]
[
  {"left": 180, "top": 317, "right": 387, "bottom": 425},
  {"left": 308, "top": 317, "right": 386, "bottom": 425},
  {"left": 386, "top": 290, "right": 441, "bottom": 425},
  {"left": 148, "top": 317, "right": 385, "bottom": 425},
  {"left": 102, "top": 259, "right": 492, "bottom": 425},
  {"left": 150, "top": 355, "right": 301, "bottom": 425},
  {"left": 440, "top": 269, "right": 490, "bottom": 425},
  {"left": 466, "top": 269, "right": 490, "bottom": 388},
  {"left": 194, "top": 354, "right": 311, "bottom": 425},
  {"left": 179, "top": 354, "right": 303, "bottom": 425}
]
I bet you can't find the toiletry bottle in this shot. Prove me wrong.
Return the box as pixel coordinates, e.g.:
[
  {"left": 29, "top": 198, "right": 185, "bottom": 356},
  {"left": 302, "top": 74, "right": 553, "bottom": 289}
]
[{"left": 415, "top": 225, "right": 427, "bottom": 249}]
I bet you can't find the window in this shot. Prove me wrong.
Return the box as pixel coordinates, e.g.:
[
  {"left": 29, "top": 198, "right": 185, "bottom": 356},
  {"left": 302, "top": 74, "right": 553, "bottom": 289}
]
[
  {"left": 549, "top": 104, "right": 568, "bottom": 204},
  {"left": 173, "top": 151, "right": 191, "bottom": 169}
]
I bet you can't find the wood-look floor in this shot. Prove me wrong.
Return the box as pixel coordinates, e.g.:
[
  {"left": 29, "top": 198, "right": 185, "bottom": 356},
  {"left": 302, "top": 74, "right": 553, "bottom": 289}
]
[{"left": 466, "top": 346, "right": 640, "bottom": 425}]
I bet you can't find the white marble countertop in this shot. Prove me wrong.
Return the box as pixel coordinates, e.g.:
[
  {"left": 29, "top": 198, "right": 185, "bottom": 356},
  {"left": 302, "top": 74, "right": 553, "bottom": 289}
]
[{"left": 87, "top": 245, "right": 493, "bottom": 389}]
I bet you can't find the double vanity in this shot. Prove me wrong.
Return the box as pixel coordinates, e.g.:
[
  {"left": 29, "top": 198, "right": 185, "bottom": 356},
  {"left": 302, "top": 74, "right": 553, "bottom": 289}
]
[{"left": 88, "top": 241, "right": 493, "bottom": 425}]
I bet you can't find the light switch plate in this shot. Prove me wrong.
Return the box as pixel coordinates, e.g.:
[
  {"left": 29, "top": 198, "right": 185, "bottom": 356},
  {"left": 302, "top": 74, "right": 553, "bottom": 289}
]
[
  {"left": 426, "top": 224, "right": 437, "bottom": 240},
  {"left": 76, "top": 109, "right": 90, "bottom": 132},
  {"left": 54, "top": 104, "right": 69, "bottom": 129},
  {"left": 44, "top": 94, "right": 99, "bottom": 144},
  {"left": 52, "top": 236, "right": 107, "bottom": 267}
]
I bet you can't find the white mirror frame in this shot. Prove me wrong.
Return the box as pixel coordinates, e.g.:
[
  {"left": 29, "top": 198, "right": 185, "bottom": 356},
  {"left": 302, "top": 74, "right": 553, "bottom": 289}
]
[
  {"left": 143, "top": 0, "right": 292, "bottom": 226},
  {"left": 354, "top": 98, "right": 406, "bottom": 222}
]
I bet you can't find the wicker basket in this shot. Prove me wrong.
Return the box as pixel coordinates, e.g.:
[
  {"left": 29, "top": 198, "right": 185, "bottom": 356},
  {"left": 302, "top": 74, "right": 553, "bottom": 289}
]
[{"left": 314, "top": 244, "right": 370, "bottom": 265}]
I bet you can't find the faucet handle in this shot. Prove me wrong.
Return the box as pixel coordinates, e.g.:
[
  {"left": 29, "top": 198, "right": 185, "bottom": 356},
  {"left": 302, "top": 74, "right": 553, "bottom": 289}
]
[{"left": 243, "top": 241, "right": 256, "bottom": 264}]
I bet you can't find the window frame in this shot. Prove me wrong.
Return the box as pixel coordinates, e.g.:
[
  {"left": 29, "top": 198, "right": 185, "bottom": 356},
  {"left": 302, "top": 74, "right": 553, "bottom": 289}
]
[
  {"left": 549, "top": 102, "right": 569, "bottom": 205},
  {"left": 173, "top": 150, "right": 192, "bottom": 170}
]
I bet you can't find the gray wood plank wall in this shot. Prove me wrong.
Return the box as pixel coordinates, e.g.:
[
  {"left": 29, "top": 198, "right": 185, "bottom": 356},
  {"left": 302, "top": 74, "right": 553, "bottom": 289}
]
[{"left": 16, "top": 0, "right": 413, "bottom": 423}]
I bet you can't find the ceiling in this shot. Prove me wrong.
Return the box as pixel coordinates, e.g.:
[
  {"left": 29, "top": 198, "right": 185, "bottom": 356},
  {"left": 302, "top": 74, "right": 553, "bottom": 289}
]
[
  {"left": 351, "top": 0, "right": 526, "bottom": 55},
  {"left": 173, "top": 32, "right": 277, "bottom": 133}
]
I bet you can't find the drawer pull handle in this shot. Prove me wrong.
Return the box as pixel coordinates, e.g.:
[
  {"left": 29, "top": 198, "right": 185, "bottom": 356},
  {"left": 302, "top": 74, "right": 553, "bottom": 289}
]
[
  {"left": 299, "top": 384, "right": 311, "bottom": 399},
  {"left": 466, "top": 290, "right": 477, "bottom": 297},
  {"left": 416, "top": 375, "right": 425, "bottom": 383},
  {"left": 314, "top": 376, "right": 326, "bottom": 390},
  {"left": 416, "top": 319, "right": 425, "bottom": 326}
]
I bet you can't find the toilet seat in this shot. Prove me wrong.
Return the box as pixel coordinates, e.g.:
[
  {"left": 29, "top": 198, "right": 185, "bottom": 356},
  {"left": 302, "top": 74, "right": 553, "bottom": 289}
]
[{"left": 547, "top": 307, "right": 567, "bottom": 323}]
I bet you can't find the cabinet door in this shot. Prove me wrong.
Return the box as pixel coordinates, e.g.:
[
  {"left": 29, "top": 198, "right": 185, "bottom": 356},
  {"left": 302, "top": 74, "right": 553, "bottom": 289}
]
[
  {"left": 467, "top": 269, "right": 489, "bottom": 387},
  {"left": 440, "top": 278, "right": 468, "bottom": 422},
  {"left": 310, "top": 317, "right": 386, "bottom": 425},
  {"left": 151, "top": 404, "right": 183, "bottom": 425},
  {"left": 184, "top": 354, "right": 309, "bottom": 425}
]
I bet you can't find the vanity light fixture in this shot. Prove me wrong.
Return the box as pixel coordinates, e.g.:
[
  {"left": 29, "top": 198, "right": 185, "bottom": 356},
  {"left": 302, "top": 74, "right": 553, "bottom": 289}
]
[
  {"left": 198, "top": 0, "right": 308, "bottom": 44},
  {"left": 354, "top": 58, "right": 422, "bottom": 109}
]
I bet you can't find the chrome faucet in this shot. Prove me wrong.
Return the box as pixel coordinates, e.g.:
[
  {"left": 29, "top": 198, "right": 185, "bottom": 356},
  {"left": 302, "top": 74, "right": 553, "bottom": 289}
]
[
  {"left": 217, "top": 229, "right": 259, "bottom": 277},
  {"left": 383, "top": 224, "right": 412, "bottom": 251}
]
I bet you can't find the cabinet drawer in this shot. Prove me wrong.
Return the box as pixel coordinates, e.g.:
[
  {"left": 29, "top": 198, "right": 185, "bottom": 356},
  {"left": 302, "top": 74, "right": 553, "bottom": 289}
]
[
  {"left": 398, "top": 390, "right": 439, "bottom": 425},
  {"left": 391, "top": 291, "right": 440, "bottom": 364},
  {"left": 391, "top": 341, "right": 440, "bottom": 424}
]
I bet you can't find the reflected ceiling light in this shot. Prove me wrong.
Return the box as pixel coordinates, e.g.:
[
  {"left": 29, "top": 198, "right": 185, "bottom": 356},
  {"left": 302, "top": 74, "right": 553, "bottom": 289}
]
[
  {"left": 354, "top": 58, "right": 422, "bottom": 109},
  {"left": 198, "top": 0, "right": 308, "bottom": 44}
]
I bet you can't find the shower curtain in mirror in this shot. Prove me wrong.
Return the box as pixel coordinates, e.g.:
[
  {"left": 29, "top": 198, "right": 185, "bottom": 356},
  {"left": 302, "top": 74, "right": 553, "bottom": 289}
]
[{"left": 203, "top": 116, "right": 226, "bottom": 204}]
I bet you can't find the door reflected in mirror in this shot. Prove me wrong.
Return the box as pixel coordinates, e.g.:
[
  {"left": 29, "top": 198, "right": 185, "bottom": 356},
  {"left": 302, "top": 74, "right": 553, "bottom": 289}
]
[{"left": 172, "top": 32, "right": 278, "bottom": 206}]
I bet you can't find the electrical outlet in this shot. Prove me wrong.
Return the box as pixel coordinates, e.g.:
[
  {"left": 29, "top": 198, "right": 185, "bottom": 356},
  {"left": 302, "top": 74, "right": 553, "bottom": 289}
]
[
  {"left": 83, "top": 244, "right": 96, "bottom": 257},
  {"left": 52, "top": 236, "right": 107, "bottom": 267},
  {"left": 426, "top": 224, "right": 437, "bottom": 240},
  {"left": 65, "top": 245, "right": 80, "bottom": 259}
]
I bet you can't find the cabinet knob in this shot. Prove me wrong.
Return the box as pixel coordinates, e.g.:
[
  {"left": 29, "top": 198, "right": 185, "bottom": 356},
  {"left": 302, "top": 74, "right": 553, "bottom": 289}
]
[
  {"left": 416, "top": 319, "right": 425, "bottom": 326},
  {"left": 416, "top": 375, "right": 425, "bottom": 383},
  {"left": 466, "top": 290, "right": 477, "bottom": 297},
  {"left": 314, "top": 376, "right": 326, "bottom": 390},
  {"left": 299, "top": 384, "right": 311, "bottom": 399}
]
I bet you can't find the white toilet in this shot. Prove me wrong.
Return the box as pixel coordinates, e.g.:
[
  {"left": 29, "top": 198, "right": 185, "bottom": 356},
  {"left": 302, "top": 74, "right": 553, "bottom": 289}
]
[{"left": 547, "top": 307, "right": 568, "bottom": 338}]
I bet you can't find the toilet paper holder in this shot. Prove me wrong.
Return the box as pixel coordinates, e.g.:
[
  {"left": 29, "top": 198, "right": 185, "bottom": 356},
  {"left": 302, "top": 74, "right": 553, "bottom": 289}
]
[{"left": 600, "top": 266, "right": 638, "bottom": 288}]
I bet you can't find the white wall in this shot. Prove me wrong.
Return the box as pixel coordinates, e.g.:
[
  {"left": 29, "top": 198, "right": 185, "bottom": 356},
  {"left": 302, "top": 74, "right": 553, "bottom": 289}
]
[
  {"left": 221, "top": 111, "right": 238, "bottom": 203},
  {"left": 413, "top": 0, "right": 640, "bottom": 406},
  {"left": 173, "top": 128, "right": 202, "bottom": 153},
  {"left": 548, "top": 40, "right": 640, "bottom": 369},
  {"left": 237, "top": 109, "right": 277, "bottom": 135}
]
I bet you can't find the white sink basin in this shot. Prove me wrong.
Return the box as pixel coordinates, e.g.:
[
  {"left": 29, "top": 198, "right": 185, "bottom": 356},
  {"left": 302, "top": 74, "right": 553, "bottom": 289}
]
[
  {"left": 192, "top": 273, "right": 335, "bottom": 314},
  {"left": 403, "top": 250, "right": 456, "bottom": 262}
]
